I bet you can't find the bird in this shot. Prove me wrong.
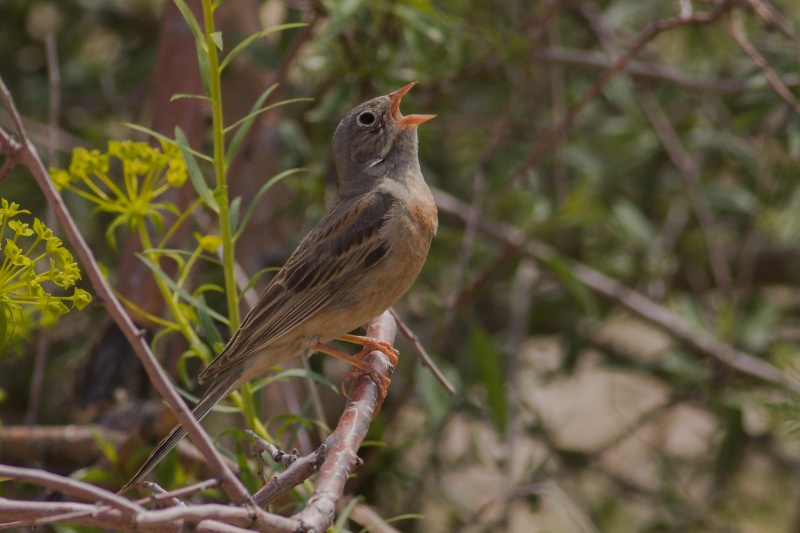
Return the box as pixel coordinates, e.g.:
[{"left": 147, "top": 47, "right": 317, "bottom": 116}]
[{"left": 120, "top": 82, "right": 437, "bottom": 493}]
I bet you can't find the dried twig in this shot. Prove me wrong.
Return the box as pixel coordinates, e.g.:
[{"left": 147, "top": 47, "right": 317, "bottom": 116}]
[
  {"left": 727, "top": 12, "right": 800, "bottom": 116},
  {"left": 391, "top": 308, "right": 456, "bottom": 395}
]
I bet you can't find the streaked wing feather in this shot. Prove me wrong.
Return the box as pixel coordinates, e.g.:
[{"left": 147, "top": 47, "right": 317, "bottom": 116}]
[{"left": 199, "top": 191, "right": 397, "bottom": 382}]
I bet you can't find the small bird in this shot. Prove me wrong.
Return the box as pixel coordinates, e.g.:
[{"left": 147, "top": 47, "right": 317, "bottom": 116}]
[{"left": 121, "top": 82, "right": 437, "bottom": 492}]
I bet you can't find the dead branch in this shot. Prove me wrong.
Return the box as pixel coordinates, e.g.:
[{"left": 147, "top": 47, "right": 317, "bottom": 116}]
[
  {"left": 433, "top": 188, "right": 800, "bottom": 394},
  {"left": 0, "top": 425, "right": 124, "bottom": 467}
]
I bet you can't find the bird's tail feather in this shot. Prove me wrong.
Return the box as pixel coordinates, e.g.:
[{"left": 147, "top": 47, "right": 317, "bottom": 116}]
[{"left": 118, "top": 370, "right": 241, "bottom": 494}]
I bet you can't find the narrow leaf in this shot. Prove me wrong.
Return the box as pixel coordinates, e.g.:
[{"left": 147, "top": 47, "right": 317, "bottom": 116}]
[
  {"left": 210, "top": 31, "right": 223, "bottom": 51},
  {"left": 251, "top": 368, "right": 337, "bottom": 393},
  {"left": 223, "top": 98, "right": 313, "bottom": 134},
  {"left": 540, "top": 254, "right": 598, "bottom": 315},
  {"left": 173, "top": 0, "right": 206, "bottom": 47},
  {"left": 137, "top": 253, "right": 229, "bottom": 325},
  {"left": 240, "top": 266, "right": 280, "bottom": 298},
  {"left": 196, "top": 293, "right": 224, "bottom": 350},
  {"left": 233, "top": 168, "right": 306, "bottom": 241},
  {"left": 224, "top": 83, "right": 279, "bottom": 166},
  {"left": 229, "top": 196, "right": 241, "bottom": 235},
  {"left": 170, "top": 93, "right": 213, "bottom": 103},
  {"left": 469, "top": 326, "right": 507, "bottom": 432},
  {"left": 219, "top": 23, "right": 307, "bottom": 71},
  {"left": 175, "top": 127, "right": 219, "bottom": 212}
]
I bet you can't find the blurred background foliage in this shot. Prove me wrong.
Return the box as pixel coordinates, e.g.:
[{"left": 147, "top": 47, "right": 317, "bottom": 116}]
[{"left": 3, "top": 0, "right": 800, "bottom": 531}]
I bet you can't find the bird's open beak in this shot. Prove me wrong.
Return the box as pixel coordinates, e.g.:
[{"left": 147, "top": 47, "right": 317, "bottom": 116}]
[{"left": 387, "top": 82, "right": 436, "bottom": 127}]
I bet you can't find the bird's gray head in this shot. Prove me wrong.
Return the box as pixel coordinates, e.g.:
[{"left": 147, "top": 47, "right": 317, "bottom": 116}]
[{"left": 332, "top": 82, "right": 435, "bottom": 196}]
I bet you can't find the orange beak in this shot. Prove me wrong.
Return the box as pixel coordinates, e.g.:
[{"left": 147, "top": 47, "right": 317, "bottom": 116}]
[{"left": 387, "top": 82, "right": 436, "bottom": 127}]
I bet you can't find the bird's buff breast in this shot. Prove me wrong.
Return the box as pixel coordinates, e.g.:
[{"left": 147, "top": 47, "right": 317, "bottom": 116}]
[{"left": 319, "top": 192, "right": 436, "bottom": 342}]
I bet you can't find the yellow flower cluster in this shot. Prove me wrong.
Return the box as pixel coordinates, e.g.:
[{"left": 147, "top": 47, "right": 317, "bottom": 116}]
[
  {"left": 0, "top": 199, "right": 92, "bottom": 346},
  {"left": 50, "top": 140, "right": 189, "bottom": 247}
]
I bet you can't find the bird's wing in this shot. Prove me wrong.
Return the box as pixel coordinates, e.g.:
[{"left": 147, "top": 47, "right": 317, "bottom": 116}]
[{"left": 198, "top": 190, "right": 397, "bottom": 383}]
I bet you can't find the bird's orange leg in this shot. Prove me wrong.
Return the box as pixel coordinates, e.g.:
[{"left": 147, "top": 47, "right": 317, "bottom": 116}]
[
  {"left": 337, "top": 333, "right": 400, "bottom": 368},
  {"left": 312, "top": 343, "right": 391, "bottom": 400}
]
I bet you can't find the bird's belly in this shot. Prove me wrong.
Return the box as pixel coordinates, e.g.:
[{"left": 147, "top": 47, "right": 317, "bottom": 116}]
[{"left": 318, "top": 217, "right": 433, "bottom": 342}]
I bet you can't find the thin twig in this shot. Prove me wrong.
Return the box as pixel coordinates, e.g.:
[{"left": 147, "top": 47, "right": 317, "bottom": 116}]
[
  {"left": 390, "top": 308, "right": 455, "bottom": 395},
  {"left": 0, "top": 465, "right": 142, "bottom": 515},
  {"left": 727, "top": 12, "right": 800, "bottom": 116}
]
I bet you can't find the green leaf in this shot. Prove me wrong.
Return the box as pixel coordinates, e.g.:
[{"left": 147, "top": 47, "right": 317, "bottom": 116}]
[
  {"left": 210, "top": 31, "right": 223, "bottom": 51},
  {"left": 175, "top": 127, "right": 219, "bottom": 212},
  {"left": 224, "top": 83, "right": 279, "bottom": 166},
  {"left": 136, "top": 253, "right": 228, "bottom": 325},
  {"left": 540, "top": 253, "right": 598, "bottom": 315},
  {"left": 170, "top": 93, "right": 213, "bottom": 103},
  {"left": 240, "top": 266, "right": 280, "bottom": 298},
  {"left": 196, "top": 293, "right": 224, "bottom": 351},
  {"left": 195, "top": 39, "right": 212, "bottom": 98},
  {"left": 233, "top": 168, "right": 306, "bottom": 241},
  {"left": 469, "top": 325, "right": 507, "bottom": 432},
  {"left": 173, "top": 0, "right": 206, "bottom": 47},
  {"left": 229, "top": 196, "right": 242, "bottom": 235},
  {"left": 218, "top": 23, "right": 307, "bottom": 71},
  {"left": 223, "top": 98, "right": 313, "bottom": 135},
  {"left": 250, "top": 368, "right": 337, "bottom": 393}
]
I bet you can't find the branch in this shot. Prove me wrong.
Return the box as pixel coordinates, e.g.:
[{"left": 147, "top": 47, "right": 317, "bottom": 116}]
[
  {"left": 727, "top": 12, "right": 800, "bottom": 116},
  {"left": 433, "top": 188, "right": 800, "bottom": 394},
  {"left": 0, "top": 465, "right": 141, "bottom": 515},
  {"left": 290, "top": 311, "right": 397, "bottom": 530},
  {"left": 390, "top": 308, "right": 456, "bottom": 395},
  {"left": 515, "top": 1, "right": 733, "bottom": 176},
  {"left": 0, "top": 425, "right": 124, "bottom": 466},
  {"left": 0, "top": 497, "right": 272, "bottom": 533},
  {"left": 0, "top": 74, "right": 249, "bottom": 504},
  {"left": 538, "top": 47, "right": 753, "bottom": 94}
]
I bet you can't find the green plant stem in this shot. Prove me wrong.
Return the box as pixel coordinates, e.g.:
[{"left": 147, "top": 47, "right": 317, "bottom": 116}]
[
  {"left": 201, "top": 0, "right": 259, "bottom": 436},
  {"left": 200, "top": 0, "right": 239, "bottom": 332},
  {"left": 137, "top": 223, "right": 204, "bottom": 355}
]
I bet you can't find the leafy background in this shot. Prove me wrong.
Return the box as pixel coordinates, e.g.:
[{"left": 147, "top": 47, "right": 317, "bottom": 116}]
[{"left": 3, "top": 0, "right": 800, "bottom": 531}]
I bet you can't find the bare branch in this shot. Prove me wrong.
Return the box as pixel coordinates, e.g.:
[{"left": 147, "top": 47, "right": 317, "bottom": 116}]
[
  {"left": 727, "top": 13, "right": 800, "bottom": 116},
  {"left": 515, "top": 1, "right": 734, "bottom": 176},
  {"left": 0, "top": 465, "right": 142, "bottom": 515},
  {"left": 390, "top": 308, "right": 456, "bottom": 395},
  {"left": 434, "top": 188, "right": 800, "bottom": 394},
  {"left": 289, "top": 311, "right": 397, "bottom": 531},
  {"left": 538, "top": 46, "right": 755, "bottom": 93}
]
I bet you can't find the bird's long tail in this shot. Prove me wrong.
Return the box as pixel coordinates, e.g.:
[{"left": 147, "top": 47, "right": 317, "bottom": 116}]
[{"left": 118, "top": 370, "right": 241, "bottom": 494}]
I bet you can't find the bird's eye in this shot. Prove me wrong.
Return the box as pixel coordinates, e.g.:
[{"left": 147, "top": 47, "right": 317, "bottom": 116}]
[{"left": 357, "top": 111, "right": 376, "bottom": 126}]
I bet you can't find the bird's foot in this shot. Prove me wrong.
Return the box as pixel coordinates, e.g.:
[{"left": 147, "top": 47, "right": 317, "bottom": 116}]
[{"left": 338, "top": 333, "right": 399, "bottom": 368}]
